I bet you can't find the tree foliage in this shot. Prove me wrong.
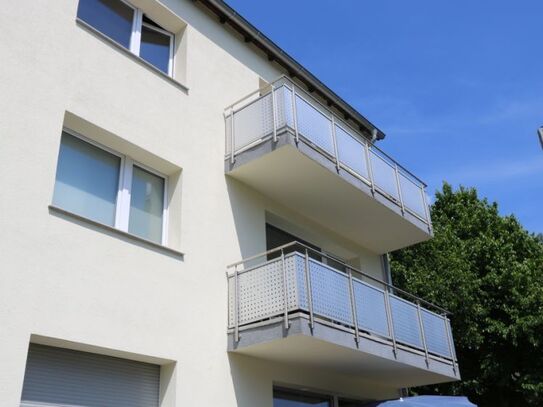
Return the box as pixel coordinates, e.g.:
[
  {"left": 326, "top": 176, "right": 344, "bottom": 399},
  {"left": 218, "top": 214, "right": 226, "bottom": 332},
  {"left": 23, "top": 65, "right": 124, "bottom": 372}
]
[{"left": 390, "top": 183, "right": 543, "bottom": 406}]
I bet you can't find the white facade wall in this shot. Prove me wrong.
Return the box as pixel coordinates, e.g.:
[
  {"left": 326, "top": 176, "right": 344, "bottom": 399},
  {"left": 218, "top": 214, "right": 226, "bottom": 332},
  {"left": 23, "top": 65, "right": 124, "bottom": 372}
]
[{"left": 0, "top": 0, "right": 395, "bottom": 405}]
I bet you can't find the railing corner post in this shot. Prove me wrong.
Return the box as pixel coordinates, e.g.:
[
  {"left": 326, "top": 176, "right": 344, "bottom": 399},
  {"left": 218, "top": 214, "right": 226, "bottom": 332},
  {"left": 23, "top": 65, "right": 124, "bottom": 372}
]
[
  {"left": 416, "top": 301, "right": 430, "bottom": 367},
  {"left": 281, "top": 249, "right": 290, "bottom": 331},
  {"left": 234, "top": 264, "right": 240, "bottom": 343}
]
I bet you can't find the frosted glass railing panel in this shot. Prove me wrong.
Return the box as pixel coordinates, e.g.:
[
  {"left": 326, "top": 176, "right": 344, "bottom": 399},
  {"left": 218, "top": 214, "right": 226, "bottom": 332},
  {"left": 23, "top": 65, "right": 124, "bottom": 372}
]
[
  {"left": 353, "top": 280, "right": 390, "bottom": 337},
  {"left": 335, "top": 125, "right": 369, "bottom": 180},
  {"left": 399, "top": 173, "right": 427, "bottom": 219},
  {"left": 233, "top": 93, "right": 274, "bottom": 152},
  {"left": 370, "top": 152, "right": 399, "bottom": 200},
  {"left": 308, "top": 259, "right": 353, "bottom": 326},
  {"left": 295, "top": 95, "right": 335, "bottom": 155},
  {"left": 421, "top": 309, "right": 451, "bottom": 357},
  {"left": 389, "top": 295, "right": 423, "bottom": 349}
]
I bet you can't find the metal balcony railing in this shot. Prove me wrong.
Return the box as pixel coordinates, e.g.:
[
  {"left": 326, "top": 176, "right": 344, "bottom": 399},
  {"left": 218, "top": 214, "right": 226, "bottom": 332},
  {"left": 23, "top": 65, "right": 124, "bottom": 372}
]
[
  {"left": 227, "top": 242, "right": 457, "bottom": 369},
  {"left": 224, "top": 76, "right": 431, "bottom": 226}
]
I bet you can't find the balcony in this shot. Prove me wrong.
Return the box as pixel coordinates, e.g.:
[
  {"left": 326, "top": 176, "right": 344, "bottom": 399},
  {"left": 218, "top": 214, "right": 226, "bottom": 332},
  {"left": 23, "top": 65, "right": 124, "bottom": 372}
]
[
  {"left": 227, "top": 243, "right": 459, "bottom": 387},
  {"left": 225, "top": 77, "right": 432, "bottom": 253}
]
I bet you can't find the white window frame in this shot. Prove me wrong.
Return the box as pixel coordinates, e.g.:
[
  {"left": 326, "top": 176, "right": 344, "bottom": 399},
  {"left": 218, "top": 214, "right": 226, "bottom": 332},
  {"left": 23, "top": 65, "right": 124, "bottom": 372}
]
[
  {"left": 81, "top": 0, "right": 175, "bottom": 76},
  {"left": 61, "top": 128, "right": 169, "bottom": 245}
]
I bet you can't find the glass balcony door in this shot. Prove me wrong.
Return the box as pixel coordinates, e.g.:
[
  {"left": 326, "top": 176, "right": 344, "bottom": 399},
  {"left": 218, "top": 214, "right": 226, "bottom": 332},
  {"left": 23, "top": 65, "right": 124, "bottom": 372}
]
[{"left": 274, "top": 388, "right": 332, "bottom": 407}]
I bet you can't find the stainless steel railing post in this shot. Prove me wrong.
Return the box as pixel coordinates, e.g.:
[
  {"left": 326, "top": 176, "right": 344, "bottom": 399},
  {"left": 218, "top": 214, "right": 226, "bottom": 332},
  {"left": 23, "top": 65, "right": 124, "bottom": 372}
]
[
  {"left": 290, "top": 84, "right": 300, "bottom": 144},
  {"left": 444, "top": 315, "right": 457, "bottom": 374},
  {"left": 281, "top": 250, "right": 290, "bottom": 330},
  {"left": 364, "top": 143, "right": 376, "bottom": 196},
  {"left": 384, "top": 288, "right": 398, "bottom": 358},
  {"left": 347, "top": 267, "right": 360, "bottom": 346},
  {"left": 331, "top": 116, "right": 340, "bottom": 172},
  {"left": 421, "top": 187, "right": 433, "bottom": 233},
  {"left": 234, "top": 264, "right": 240, "bottom": 342},
  {"left": 416, "top": 301, "right": 430, "bottom": 367},
  {"left": 304, "top": 249, "right": 315, "bottom": 331},
  {"left": 229, "top": 108, "right": 235, "bottom": 164},
  {"left": 271, "top": 84, "right": 278, "bottom": 143},
  {"left": 394, "top": 164, "right": 405, "bottom": 215}
]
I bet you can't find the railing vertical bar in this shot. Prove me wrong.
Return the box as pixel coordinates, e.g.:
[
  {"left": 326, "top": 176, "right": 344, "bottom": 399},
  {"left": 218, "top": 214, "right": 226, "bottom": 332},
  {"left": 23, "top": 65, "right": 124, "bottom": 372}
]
[
  {"left": 384, "top": 289, "right": 397, "bottom": 358},
  {"left": 271, "top": 84, "right": 278, "bottom": 143},
  {"left": 291, "top": 85, "right": 300, "bottom": 144},
  {"left": 444, "top": 315, "right": 457, "bottom": 374},
  {"left": 347, "top": 268, "right": 360, "bottom": 346},
  {"left": 394, "top": 164, "right": 405, "bottom": 215},
  {"left": 229, "top": 108, "right": 235, "bottom": 164},
  {"left": 331, "top": 116, "right": 340, "bottom": 171},
  {"left": 304, "top": 250, "right": 315, "bottom": 330},
  {"left": 422, "top": 187, "right": 432, "bottom": 233},
  {"left": 234, "top": 264, "right": 239, "bottom": 342},
  {"left": 365, "top": 143, "right": 376, "bottom": 196},
  {"left": 417, "top": 301, "right": 430, "bottom": 367},
  {"left": 281, "top": 250, "right": 290, "bottom": 330}
]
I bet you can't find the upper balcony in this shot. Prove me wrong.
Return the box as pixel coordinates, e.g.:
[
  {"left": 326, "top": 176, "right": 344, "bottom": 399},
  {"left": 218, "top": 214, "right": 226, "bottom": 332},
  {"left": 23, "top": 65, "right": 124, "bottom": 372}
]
[
  {"left": 227, "top": 242, "right": 459, "bottom": 388},
  {"left": 224, "top": 77, "right": 432, "bottom": 253}
]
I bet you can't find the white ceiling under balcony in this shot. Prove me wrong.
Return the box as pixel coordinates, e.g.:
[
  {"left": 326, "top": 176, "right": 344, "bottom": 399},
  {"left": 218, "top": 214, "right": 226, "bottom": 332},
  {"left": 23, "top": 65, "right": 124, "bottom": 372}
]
[{"left": 227, "top": 142, "right": 432, "bottom": 254}]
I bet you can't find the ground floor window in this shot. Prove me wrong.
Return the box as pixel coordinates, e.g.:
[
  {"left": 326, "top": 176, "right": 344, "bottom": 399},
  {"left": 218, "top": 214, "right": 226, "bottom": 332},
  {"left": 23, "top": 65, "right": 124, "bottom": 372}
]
[
  {"left": 274, "top": 387, "right": 370, "bottom": 407},
  {"left": 20, "top": 344, "right": 160, "bottom": 407}
]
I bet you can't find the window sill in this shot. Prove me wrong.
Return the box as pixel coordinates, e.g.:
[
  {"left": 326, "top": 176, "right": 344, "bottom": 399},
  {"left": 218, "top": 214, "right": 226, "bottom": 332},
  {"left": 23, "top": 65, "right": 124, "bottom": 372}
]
[
  {"left": 48, "top": 205, "right": 184, "bottom": 260},
  {"left": 76, "top": 18, "right": 189, "bottom": 93}
]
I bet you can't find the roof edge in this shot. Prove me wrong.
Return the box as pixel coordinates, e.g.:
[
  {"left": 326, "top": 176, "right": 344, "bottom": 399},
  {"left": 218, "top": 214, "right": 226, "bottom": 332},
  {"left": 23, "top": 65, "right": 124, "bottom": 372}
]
[{"left": 194, "top": 0, "right": 386, "bottom": 141}]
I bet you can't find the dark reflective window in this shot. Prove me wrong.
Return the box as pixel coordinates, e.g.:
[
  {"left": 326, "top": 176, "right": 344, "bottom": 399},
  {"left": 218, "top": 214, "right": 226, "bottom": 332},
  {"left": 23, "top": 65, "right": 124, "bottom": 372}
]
[
  {"left": 77, "top": 0, "right": 134, "bottom": 48},
  {"left": 274, "top": 388, "right": 332, "bottom": 407},
  {"left": 140, "top": 24, "right": 171, "bottom": 74}
]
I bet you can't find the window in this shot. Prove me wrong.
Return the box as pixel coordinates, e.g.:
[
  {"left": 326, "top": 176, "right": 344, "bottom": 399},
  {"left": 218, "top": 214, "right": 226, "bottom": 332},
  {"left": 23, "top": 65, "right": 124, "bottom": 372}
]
[
  {"left": 77, "top": 0, "right": 174, "bottom": 75},
  {"left": 265, "top": 224, "right": 347, "bottom": 272},
  {"left": 20, "top": 344, "right": 160, "bottom": 407},
  {"left": 53, "top": 131, "right": 168, "bottom": 244},
  {"left": 274, "top": 388, "right": 332, "bottom": 407}
]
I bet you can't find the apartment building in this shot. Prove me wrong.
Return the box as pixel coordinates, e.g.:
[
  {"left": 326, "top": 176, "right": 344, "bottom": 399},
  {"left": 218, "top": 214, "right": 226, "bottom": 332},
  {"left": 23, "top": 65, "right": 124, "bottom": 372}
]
[{"left": 0, "top": 0, "right": 459, "bottom": 406}]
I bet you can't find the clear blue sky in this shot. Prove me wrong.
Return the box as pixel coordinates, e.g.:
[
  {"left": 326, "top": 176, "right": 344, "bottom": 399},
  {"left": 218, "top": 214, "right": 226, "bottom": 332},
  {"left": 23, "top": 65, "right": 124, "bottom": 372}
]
[{"left": 226, "top": 0, "right": 543, "bottom": 234}]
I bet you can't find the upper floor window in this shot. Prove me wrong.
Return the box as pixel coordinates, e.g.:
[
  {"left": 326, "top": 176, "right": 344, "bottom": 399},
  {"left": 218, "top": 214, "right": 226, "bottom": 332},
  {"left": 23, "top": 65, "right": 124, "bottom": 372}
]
[
  {"left": 52, "top": 131, "right": 168, "bottom": 244},
  {"left": 77, "top": 0, "right": 174, "bottom": 75}
]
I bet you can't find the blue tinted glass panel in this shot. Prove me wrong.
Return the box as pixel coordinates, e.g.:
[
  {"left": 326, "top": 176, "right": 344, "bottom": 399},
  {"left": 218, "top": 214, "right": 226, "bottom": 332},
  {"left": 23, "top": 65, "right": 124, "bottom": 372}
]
[
  {"left": 128, "top": 166, "right": 164, "bottom": 243},
  {"left": 140, "top": 25, "right": 171, "bottom": 74},
  {"left": 78, "top": 0, "right": 134, "bottom": 48},
  {"left": 53, "top": 132, "right": 120, "bottom": 226}
]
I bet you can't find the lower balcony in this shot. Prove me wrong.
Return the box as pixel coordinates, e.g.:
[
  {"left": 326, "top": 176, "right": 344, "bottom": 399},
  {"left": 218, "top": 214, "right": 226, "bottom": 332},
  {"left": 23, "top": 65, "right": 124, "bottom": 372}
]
[{"left": 227, "top": 243, "right": 460, "bottom": 388}]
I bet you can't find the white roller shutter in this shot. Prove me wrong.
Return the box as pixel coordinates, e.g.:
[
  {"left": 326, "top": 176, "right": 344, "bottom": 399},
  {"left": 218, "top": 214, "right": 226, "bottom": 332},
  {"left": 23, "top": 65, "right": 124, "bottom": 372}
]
[{"left": 20, "top": 344, "right": 160, "bottom": 407}]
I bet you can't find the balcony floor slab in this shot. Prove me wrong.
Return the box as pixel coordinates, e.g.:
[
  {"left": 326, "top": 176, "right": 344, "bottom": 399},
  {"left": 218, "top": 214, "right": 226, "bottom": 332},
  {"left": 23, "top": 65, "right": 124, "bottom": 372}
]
[{"left": 228, "top": 314, "right": 459, "bottom": 388}]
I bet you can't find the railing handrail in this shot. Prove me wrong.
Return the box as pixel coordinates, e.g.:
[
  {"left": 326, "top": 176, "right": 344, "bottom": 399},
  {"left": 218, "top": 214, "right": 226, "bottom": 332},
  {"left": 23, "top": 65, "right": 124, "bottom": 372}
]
[
  {"left": 226, "top": 241, "right": 451, "bottom": 316},
  {"left": 225, "top": 75, "right": 427, "bottom": 188}
]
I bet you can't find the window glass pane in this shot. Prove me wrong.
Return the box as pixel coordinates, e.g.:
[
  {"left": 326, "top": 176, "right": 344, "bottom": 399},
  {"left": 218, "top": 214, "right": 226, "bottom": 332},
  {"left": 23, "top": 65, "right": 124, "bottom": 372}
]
[
  {"left": 77, "top": 0, "right": 134, "bottom": 49},
  {"left": 140, "top": 24, "right": 171, "bottom": 74},
  {"left": 53, "top": 132, "right": 120, "bottom": 226},
  {"left": 129, "top": 166, "right": 164, "bottom": 243},
  {"left": 274, "top": 388, "right": 331, "bottom": 407}
]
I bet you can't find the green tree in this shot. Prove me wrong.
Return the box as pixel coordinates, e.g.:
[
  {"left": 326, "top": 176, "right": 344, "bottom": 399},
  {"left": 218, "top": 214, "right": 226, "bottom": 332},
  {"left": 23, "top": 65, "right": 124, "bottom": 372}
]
[{"left": 390, "top": 183, "right": 543, "bottom": 406}]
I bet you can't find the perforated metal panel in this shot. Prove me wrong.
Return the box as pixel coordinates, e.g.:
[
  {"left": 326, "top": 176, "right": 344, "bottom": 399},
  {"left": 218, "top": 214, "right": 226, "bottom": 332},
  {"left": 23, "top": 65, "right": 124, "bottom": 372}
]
[
  {"left": 421, "top": 309, "right": 451, "bottom": 357},
  {"left": 295, "top": 95, "right": 335, "bottom": 154},
  {"left": 228, "top": 255, "right": 300, "bottom": 327},
  {"left": 308, "top": 259, "right": 353, "bottom": 325},
  {"left": 274, "top": 85, "right": 294, "bottom": 129},
  {"left": 370, "top": 151, "right": 399, "bottom": 200},
  {"left": 399, "top": 173, "right": 427, "bottom": 219},
  {"left": 335, "top": 124, "right": 370, "bottom": 180},
  {"left": 389, "top": 295, "right": 423, "bottom": 349},
  {"left": 353, "top": 280, "right": 390, "bottom": 337},
  {"left": 232, "top": 92, "right": 274, "bottom": 152}
]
